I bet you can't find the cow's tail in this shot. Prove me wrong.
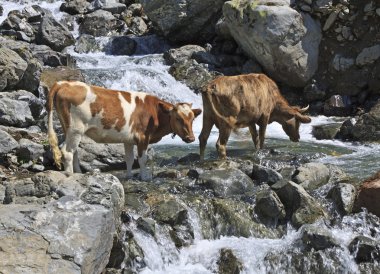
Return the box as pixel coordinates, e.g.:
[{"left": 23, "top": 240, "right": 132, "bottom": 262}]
[
  {"left": 46, "top": 83, "right": 62, "bottom": 169},
  {"left": 202, "top": 85, "right": 236, "bottom": 128}
]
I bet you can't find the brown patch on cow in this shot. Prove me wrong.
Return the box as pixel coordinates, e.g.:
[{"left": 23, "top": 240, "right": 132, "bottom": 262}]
[
  {"left": 130, "top": 95, "right": 159, "bottom": 139},
  {"left": 53, "top": 81, "right": 87, "bottom": 132},
  {"left": 90, "top": 86, "right": 129, "bottom": 131}
]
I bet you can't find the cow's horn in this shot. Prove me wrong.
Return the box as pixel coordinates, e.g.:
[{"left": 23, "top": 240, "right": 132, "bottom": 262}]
[{"left": 299, "top": 105, "right": 309, "bottom": 113}]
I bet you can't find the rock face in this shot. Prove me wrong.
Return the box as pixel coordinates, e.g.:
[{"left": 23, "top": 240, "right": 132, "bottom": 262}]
[
  {"left": 0, "top": 171, "right": 125, "bottom": 274},
  {"left": 354, "top": 171, "right": 380, "bottom": 217},
  {"left": 139, "top": 0, "right": 225, "bottom": 43},
  {"left": 223, "top": 0, "right": 321, "bottom": 87},
  {"left": 37, "top": 16, "right": 75, "bottom": 52}
]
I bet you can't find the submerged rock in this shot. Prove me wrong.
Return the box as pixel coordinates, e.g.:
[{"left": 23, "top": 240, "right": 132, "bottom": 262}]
[
  {"left": 217, "top": 248, "right": 243, "bottom": 274},
  {"left": 312, "top": 123, "right": 342, "bottom": 140},
  {"left": 301, "top": 225, "right": 339, "bottom": 251},
  {"left": 349, "top": 236, "right": 380, "bottom": 263}
]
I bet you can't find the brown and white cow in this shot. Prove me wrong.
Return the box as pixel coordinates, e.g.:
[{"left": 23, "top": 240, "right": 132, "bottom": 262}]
[
  {"left": 47, "top": 81, "right": 202, "bottom": 180},
  {"left": 199, "top": 73, "right": 311, "bottom": 160}
]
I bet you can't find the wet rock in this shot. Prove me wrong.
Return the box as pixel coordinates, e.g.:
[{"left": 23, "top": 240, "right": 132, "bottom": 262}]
[
  {"left": 128, "top": 17, "right": 148, "bottom": 36},
  {"left": 123, "top": 231, "right": 146, "bottom": 270},
  {"left": 60, "top": 0, "right": 92, "bottom": 15},
  {"left": 0, "top": 5, "right": 3, "bottom": 16},
  {"left": 292, "top": 163, "right": 330, "bottom": 191},
  {"left": 349, "top": 236, "right": 380, "bottom": 263},
  {"left": 251, "top": 164, "right": 283, "bottom": 186},
  {"left": 323, "top": 95, "right": 351, "bottom": 116},
  {"left": 92, "top": 0, "right": 126, "bottom": 14},
  {"left": 79, "top": 10, "right": 124, "bottom": 36},
  {"left": 332, "top": 54, "right": 355, "bottom": 71},
  {"left": 255, "top": 189, "right": 286, "bottom": 222},
  {"left": 29, "top": 44, "right": 67, "bottom": 67},
  {"left": 312, "top": 123, "right": 342, "bottom": 140},
  {"left": 140, "top": 0, "right": 225, "bottom": 43},
  {"left": 0, "top": 129, "right": 19, "bottom": 155},
  {"left": 0, "top": 172, "right": 124, "bottom": 273},
  {"left": 354, "top": 171, "right": 380, "bottom": 217},
  {"left": 301, "top": 225, "right": 338, "bottom": 251},
  {"left": 196, "top": 167, "right": 254, "bottom": 197},
  {"left": 107, "top": 238, "right": 125, "bottom": 269},
  {"left": 356, "top": 44, "right": 380, "bottom": 66},
  {"left": 16, "top": 138, "right": 45, "bottom": 162},
  {"left": 327, "top": 183, "right": 356, "bottom": 215},
  {"left": 136, "top": 217, "right": 155, "bottom": 236},
  {"left": 152, "top": 198, "right": 188, "bottom": 226},
  {"left": 107, "top": 36, "right": 137, "bottom": 56},
  {"left": 170, "top": 224, "right": 193, "bottom": 248},
  {"left": 336, "top": 118, "right": 356, "bottom": 140},
  {"left": 75, "top": 34, "right": 103, "bottom": 54},
  {"left": 163, "top": 45, "right": 206, "bottom": 66},
  {"left": 0, "top": 90, "right": 37, "bottom": 127},
  {"left": 169, "top": 59, "right": 217, "bottom": 91},
  {"left": 36, "top": 16, "right": 75, "bottom": 52},
  {"left": 224, "top": 0, "right": 322, "bottom": 87},
  {"left": 0, "top": 47, "right": 28, "bottom": 92},
  {"left": 217, "top": 248, "right": 243, "bottom": 274},
  {"left": 272, "top": 181, "right": 327, "bottom": 228}
]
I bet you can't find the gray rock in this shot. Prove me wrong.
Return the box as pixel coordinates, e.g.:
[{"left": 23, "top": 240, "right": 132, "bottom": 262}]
[
  {"left": 75, "top": 34, "right": 104, "bottom": 54},
  {"left": 240, "top": 59, "right": 262, "bottom": 74},
  {"left": 327, "top": 183, "right": 356, "bottom": 215},
  {"left": 60, "top": 0, "right": 92, "bottom": 15},
  {"left": 312, "top": 123, "right": 342, "bottom": 140},
  {"left": 0, "top": 129, "right": 19, "bottom": 155},
  {"left": 303, "top": 81, "right": 326, "bottom": 102},
  {"left": 272, "top": 180, "right": 327, "bottom": 228},
  {"left": 128, "top": 17, "right": 148, "bottom": 36},
  {"left": 197, "top": 167, "right": 254, "bottom": 197},
  {"left": 301, "top": 225, "right": 339, "bottom": 250},
  {"left": 163, "top": 45, "right": 206, "bottom": 65},
  {"left": 107, "top": 36, "right": 137, "bottom": 56},
  {"left": 323, "top": 95, "right": 351, "bottom": 116},
  {"left": 0, "top": 172, "right": 124, "bottom": 274},
  {"left": 349, "top": 236, "right": 380, "bottom": 263},
  {"left": 0, "top": 5, "right": 3, "bottom": 17},
  {"left": 140, "top": 0, "right": 225, "bottom": 43},
  {"left": 0, "top": 47, "right": 28, "bottom": 92},
  {"left": 356, "top": 45, "right": 380, "bottom": 66},
  {"left": 152, "top": 199, "right": 188, "bottom": 226},
  {"left": 255, "top": 189, "right": 286, "bottom": 221},
  {"left": 92, "top": 0, "right": 126, "bottom": 14},
  {"left": 215, "top": 17, "right": 232, "bottom": 39},
  {"left": 79, "top": 10, "right": 124, "bottom": 36},
  {"left": 0, "top": 90, "right": 37, "bottom": 127},
  {"left": 137, "top": 217, "right": 156, "bottom": 236},
  {"left": 292, "top": 163, "right": 330, "bottom": 191},
  {"left": 37, "top": 16, "right": 75, "bottom": 52},
  {"left": 224, "top": 0, "right": 322, "bottom": 87},
  {"left": 217, "top": 248, "right": 243, "bottom": 274},
  {"left": 251, "top": 164, "right": 283, "bottom": 186},
  {"left": 169, "top": 59, "right": 217, "bottom": 91},
  {"left": 29, "top": 44, "right": 67, "bottom": 67},
  {"left": 16, "top": 138, "right": 45, "bottom": 162},
  {"left": 332, "top": 54, "right": 355, "bottom": 71},
  {"left": 323, "top": 10, "right": 339, "bottom": 31}
]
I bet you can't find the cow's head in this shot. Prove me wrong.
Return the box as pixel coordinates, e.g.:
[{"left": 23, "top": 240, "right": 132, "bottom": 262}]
[
  {"left": 281, "top": 105, "right": 311, "bottom": 142},
  {"left": 161, "top": 102, "right": 202, "bottom": 143}
]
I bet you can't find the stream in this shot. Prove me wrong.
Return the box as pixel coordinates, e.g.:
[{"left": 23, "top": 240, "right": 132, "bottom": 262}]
[{"left": 1, "top": 1, "right": 380, "bottom": 273}]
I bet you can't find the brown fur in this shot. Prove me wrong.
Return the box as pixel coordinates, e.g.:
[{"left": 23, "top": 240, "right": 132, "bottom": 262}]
[{"left": 199, "top": 73, "right": 311, "bottom": 159}]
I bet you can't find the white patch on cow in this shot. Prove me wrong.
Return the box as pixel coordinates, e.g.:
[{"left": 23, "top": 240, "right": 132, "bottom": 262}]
[{"left": 178, "top": 104, "right": 193, "bottom": 117}]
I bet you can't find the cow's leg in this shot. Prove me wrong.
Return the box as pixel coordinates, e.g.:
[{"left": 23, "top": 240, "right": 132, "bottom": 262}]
[
  {"left": 73, "top": 151, "right": 82, "bottom": 173},
  {"left": 258, "top": 119, "right": 269, "bottom": 149},
  {"left": 124, "top": 143, "right": 134, "bottom": 179},
  {"left": 199, "top": 119, "right": 214, "bottom": 161},
  {"left": 249, "top": 124, "right": 259, "bottom": 149},
  {"left": 61, "top": 131, "right": 82, "bottom": 173},
  {"left": 137, "top": 141, "right": 151, "bottom": 181},
  {"left": 216, "top": 127, "right": 231, "bottom": 160}
]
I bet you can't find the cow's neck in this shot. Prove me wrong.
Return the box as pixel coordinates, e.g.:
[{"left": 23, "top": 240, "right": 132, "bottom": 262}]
[{"left": 150, "top": 107, "right": 173, "bottom": 143}]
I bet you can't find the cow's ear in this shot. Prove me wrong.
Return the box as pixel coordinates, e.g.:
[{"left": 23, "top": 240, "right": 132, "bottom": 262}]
[
  {"left": 192, "top": 108, "right": 202, "bottom": 118},
  {"left": 159, "top": 102, "right": 173, "bottom": 113},
  {"left": 295, "top": 113, "right": 311, "bottom": 123}
]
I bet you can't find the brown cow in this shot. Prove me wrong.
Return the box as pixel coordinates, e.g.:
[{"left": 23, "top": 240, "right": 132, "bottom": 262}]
[
  {"left": 47, "top": 81, "right": 202, "bottom": 180},
  {"left": 199, "top": 73, "right": 311, "bottom": 160}
]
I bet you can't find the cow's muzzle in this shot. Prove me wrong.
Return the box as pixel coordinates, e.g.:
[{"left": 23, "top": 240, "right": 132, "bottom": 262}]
[{"left": 183, "top": 136, "right": 195, "bottom": 143}]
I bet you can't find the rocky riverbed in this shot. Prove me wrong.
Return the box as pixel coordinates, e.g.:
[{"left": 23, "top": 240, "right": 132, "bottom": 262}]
[{"left": 0, "top": 0, "right": 380, "bottom": 273}]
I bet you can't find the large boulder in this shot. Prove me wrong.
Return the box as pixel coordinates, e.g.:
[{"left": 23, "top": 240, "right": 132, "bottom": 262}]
[
  {"left": 37, "top": 16, "right": 75, "bottom": 52},
  {"left": 79, "top": 10, "right": 124, "bottom": 37},
  {"left": 292, "top": 163, "right": 330, "bottom": 191},
  {"left": 354, "top": 171, "right": 380, "bottom": 217},
  {"left": 0, "top": 47, "right": 28, "bottom": 92},
  {"left": 272, "top": 180, "right": 327, "bottom": 228},
  {"left": 0, "top": 171, "right": 125, "bottom": 274},
  {"left": 60, "top": 0, "right": 92, "bottom": 15},
  {"left": 139, "top": 0, "right": 225, "bottom": 43},
  {"left": 0, "top": 129, "right": 19, "bottom": 155},
  {"left": 223, "top": 0, "right": 322, "bottom": 87},
  {"left": 327, "top": 183, "right": 356, "bottom": 215}
]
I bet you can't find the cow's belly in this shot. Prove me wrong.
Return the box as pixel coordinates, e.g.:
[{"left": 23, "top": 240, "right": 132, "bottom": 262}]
[{"left": 85, "top": 127, "right": 134, "bottom": 143}]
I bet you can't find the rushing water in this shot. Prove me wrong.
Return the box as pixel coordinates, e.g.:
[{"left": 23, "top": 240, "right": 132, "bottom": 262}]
[{"left": 1, "top": 1, "right": 380, "bottom": 273}]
